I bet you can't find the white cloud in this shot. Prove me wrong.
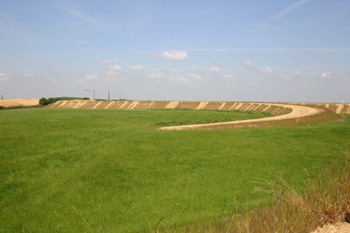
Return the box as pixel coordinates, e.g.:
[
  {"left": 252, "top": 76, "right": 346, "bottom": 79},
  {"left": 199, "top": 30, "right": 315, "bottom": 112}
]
[
  {"left": 98, "top": 59, "right": 112, "bottom": 63},
  {"left": 242, "top": 60, "right": 253, "bottom": 66},
  {"left": 107, "top": 70, "right": 119, "bottom": 76},
  {"left": 23, "top": 73, "right": 35, "bottom": 78},
  {"left": 85, "top": 74, "right": 99, "bottom": 80},
  {"left": 216, "top": 60, "right": 223, "bottom": 64},
  {"left": 191, "top": 48, "right": 339, "bottom": 52},
  {"left": 108, "top": 64, "right": 122, "bottom": 71},
  {"left": 0, "top": 73, "right": 9, "bottom": 81},
  {"left": 224, "top": 75, "right": 239, "bottom": 80},
  {"left": 158, "top": 50, "right": 188, "bottom": 60},
  {"left": 75, "top": 74, "right": 100, "bottom": 82},
  {"left": 260, "top": 67, "right": 273, "bottom": 73},
  {"left": 169, "top": 77, "right": 190, "bottom": 83},
  {"left": 209, "top": 67, "right": 221, "bottom": 72},
  {"left": 190, "top": 73, "right": 203, "bottom": 81},
  {"left": 295, "top": 70, "right": 302, "bottom": 75},
  {"left": 321, "top": 72, "right": 334, "bottom": 80},
  {"left": 275, "top": 0, "right": 311, "bottom": 21},
  {"left": 147, "top": 72, "right": 163, "bottom": 79},
  {"left": 103, "top": 70, "right": 124, "bottom": 81},
  {"left": 51, "top": 78, "right": 57, "bottom": 82},
  {"left": 128, "top": 65, "right": 144, "bottom": 70}
]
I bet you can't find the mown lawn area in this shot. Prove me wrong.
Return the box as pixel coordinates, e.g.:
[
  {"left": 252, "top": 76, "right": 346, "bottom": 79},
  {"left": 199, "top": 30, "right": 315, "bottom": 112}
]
[{"left": 0, "top": 108, "right": 349, "bottom": 232}]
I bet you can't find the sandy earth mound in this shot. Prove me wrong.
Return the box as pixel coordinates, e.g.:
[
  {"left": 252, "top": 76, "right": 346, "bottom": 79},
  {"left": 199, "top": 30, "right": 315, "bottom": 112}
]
[{"left": 0, "top": 99, "right": 39, "bottom": 107}]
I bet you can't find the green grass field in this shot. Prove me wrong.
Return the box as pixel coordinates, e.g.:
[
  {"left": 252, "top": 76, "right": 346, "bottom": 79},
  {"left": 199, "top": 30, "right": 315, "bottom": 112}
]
[{"left": 1, "top": 108, "right": 349, "bottom": 232}]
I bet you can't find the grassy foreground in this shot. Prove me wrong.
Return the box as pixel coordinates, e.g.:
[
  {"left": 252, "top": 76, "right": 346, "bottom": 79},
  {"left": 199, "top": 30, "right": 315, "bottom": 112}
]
[{"left": 0, "top": 109, "right": 349, "bottom": 232}]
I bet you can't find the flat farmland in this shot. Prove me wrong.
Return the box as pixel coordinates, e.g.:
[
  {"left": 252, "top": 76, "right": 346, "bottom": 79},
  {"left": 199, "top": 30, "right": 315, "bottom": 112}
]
[{"left": 1, "top": 108, "right": 349, "bottom": 232}]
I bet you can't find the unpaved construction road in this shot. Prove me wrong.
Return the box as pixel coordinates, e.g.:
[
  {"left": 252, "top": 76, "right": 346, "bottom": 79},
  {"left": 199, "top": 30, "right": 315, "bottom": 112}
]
[{"left": 159, "top": 103, "right": 324, "bottom": 130}]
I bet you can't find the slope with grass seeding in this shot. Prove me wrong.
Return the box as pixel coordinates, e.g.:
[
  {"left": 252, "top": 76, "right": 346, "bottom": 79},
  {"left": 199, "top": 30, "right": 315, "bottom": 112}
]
[{"left": 47, "top": 100, "right": 344, "bottom": 129}]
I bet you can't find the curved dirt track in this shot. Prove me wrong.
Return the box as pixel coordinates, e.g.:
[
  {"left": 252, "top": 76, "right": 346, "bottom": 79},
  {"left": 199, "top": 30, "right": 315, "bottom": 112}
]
[{"left": 159, "top": 103, "right": 324, "bottom": 130}]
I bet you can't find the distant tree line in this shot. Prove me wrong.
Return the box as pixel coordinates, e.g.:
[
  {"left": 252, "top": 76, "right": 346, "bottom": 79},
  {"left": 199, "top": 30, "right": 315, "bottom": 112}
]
[
  {"left": 39, "top": 97, "right": 90, "bottom": 106},
  {"left": 0, "top": 105, "right": 42, "bottom": 110}
]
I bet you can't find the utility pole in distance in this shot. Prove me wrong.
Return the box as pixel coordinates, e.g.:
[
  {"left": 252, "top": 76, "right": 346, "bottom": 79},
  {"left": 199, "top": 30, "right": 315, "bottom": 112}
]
[
  {"left": 85, "top": 90, "right": 96, "bottom": 100},
  {"left": 108, "top": 90, "right": 110, "bottom": 101}
]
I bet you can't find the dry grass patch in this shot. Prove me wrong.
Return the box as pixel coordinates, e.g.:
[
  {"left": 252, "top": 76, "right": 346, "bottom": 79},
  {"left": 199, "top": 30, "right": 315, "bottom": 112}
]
[{"left": 156, "top": 151, "right": 350, "bottom": 233}]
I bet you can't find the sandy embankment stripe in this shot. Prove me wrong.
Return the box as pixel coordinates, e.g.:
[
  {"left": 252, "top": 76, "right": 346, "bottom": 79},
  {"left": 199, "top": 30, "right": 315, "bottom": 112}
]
[
  {"left": 92, "top": 102, "right": 103, "bottom": 109},
  {"left": 105, "top": 102, "right": 114, "bottom": 109},
  {"left": 219, "top": 103, "right": 226, "bottom": 110},
  {"left": 77, "top": 101, "right": 88, "bottom": 108},
  {"left": 48, "top": 101, "right": 61, "bottom": 108},
  {"left": 165, "top": 101, "right": 179, "bottom": 109},
  {"left": 147, "top": 101, "right": 154, "bottom": 109},
  {"left": 228, "top": 103, "right": 238, "bottom": 110},
  {"left": 119, "top": 101, "right": 128, "bottom": 109},
  {"left": 128, "top": 101, "right": 139, "bottom": 109},
  {"left": 246, "top": 103, "right": 258, "bottom": 111},
  {"left": 196, "top": 102, "right": 208, "bottom": 110},
  {"left": 58, "top": 101, "right": 70, "bottom": 108},
  {"left": 262, "top": 105, "right": 272, "bottom": 112},
  {"left": 336, "top": 104, "right": 344, "bottom": 114},
  {"left": 234, "top": 103, "right": 243, "bottom": 110},
  {"left": 159, "top": 104, "right": 323, "bottom": 130}
]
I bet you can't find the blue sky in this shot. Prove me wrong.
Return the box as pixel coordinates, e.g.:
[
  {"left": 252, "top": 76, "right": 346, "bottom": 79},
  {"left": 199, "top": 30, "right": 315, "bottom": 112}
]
[{"left": 1, "top": 0, "right": 349, "bottom": 102}]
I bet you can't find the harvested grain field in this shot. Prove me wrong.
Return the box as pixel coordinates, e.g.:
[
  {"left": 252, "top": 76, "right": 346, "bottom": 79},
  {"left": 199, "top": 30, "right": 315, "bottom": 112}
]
[{"left": 0, "top": 99, "right": 39, "bottom": 107}]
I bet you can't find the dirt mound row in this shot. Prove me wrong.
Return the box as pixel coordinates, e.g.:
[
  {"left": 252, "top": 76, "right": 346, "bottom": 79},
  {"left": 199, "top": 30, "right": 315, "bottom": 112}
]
[
  {"left": 47, "top": 100, "right": 350, "bottom": 114},
  {"left": 47, "top": 100, "right": 292, "bottom": 115}
]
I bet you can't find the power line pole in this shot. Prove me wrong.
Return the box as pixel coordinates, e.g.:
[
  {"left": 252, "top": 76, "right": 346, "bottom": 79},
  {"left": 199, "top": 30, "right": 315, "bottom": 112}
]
[
  {"left": 108, "top": 90, "right": 110, "bottom": 101},
  {"left": 85, "top": 90, "right": 96, "bottom": 100}
]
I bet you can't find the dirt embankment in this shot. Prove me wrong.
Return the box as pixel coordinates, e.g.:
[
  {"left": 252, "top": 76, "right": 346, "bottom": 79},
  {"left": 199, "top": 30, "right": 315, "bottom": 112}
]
[
  {"left": 46, "top": 100, "right": 343, "bottom": 130},
  {"left": 47, "top": 100, "right": 350, "bottom": 114},
  {"left": 0, "top": 99, "right": 39, "bottom": 107}
]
